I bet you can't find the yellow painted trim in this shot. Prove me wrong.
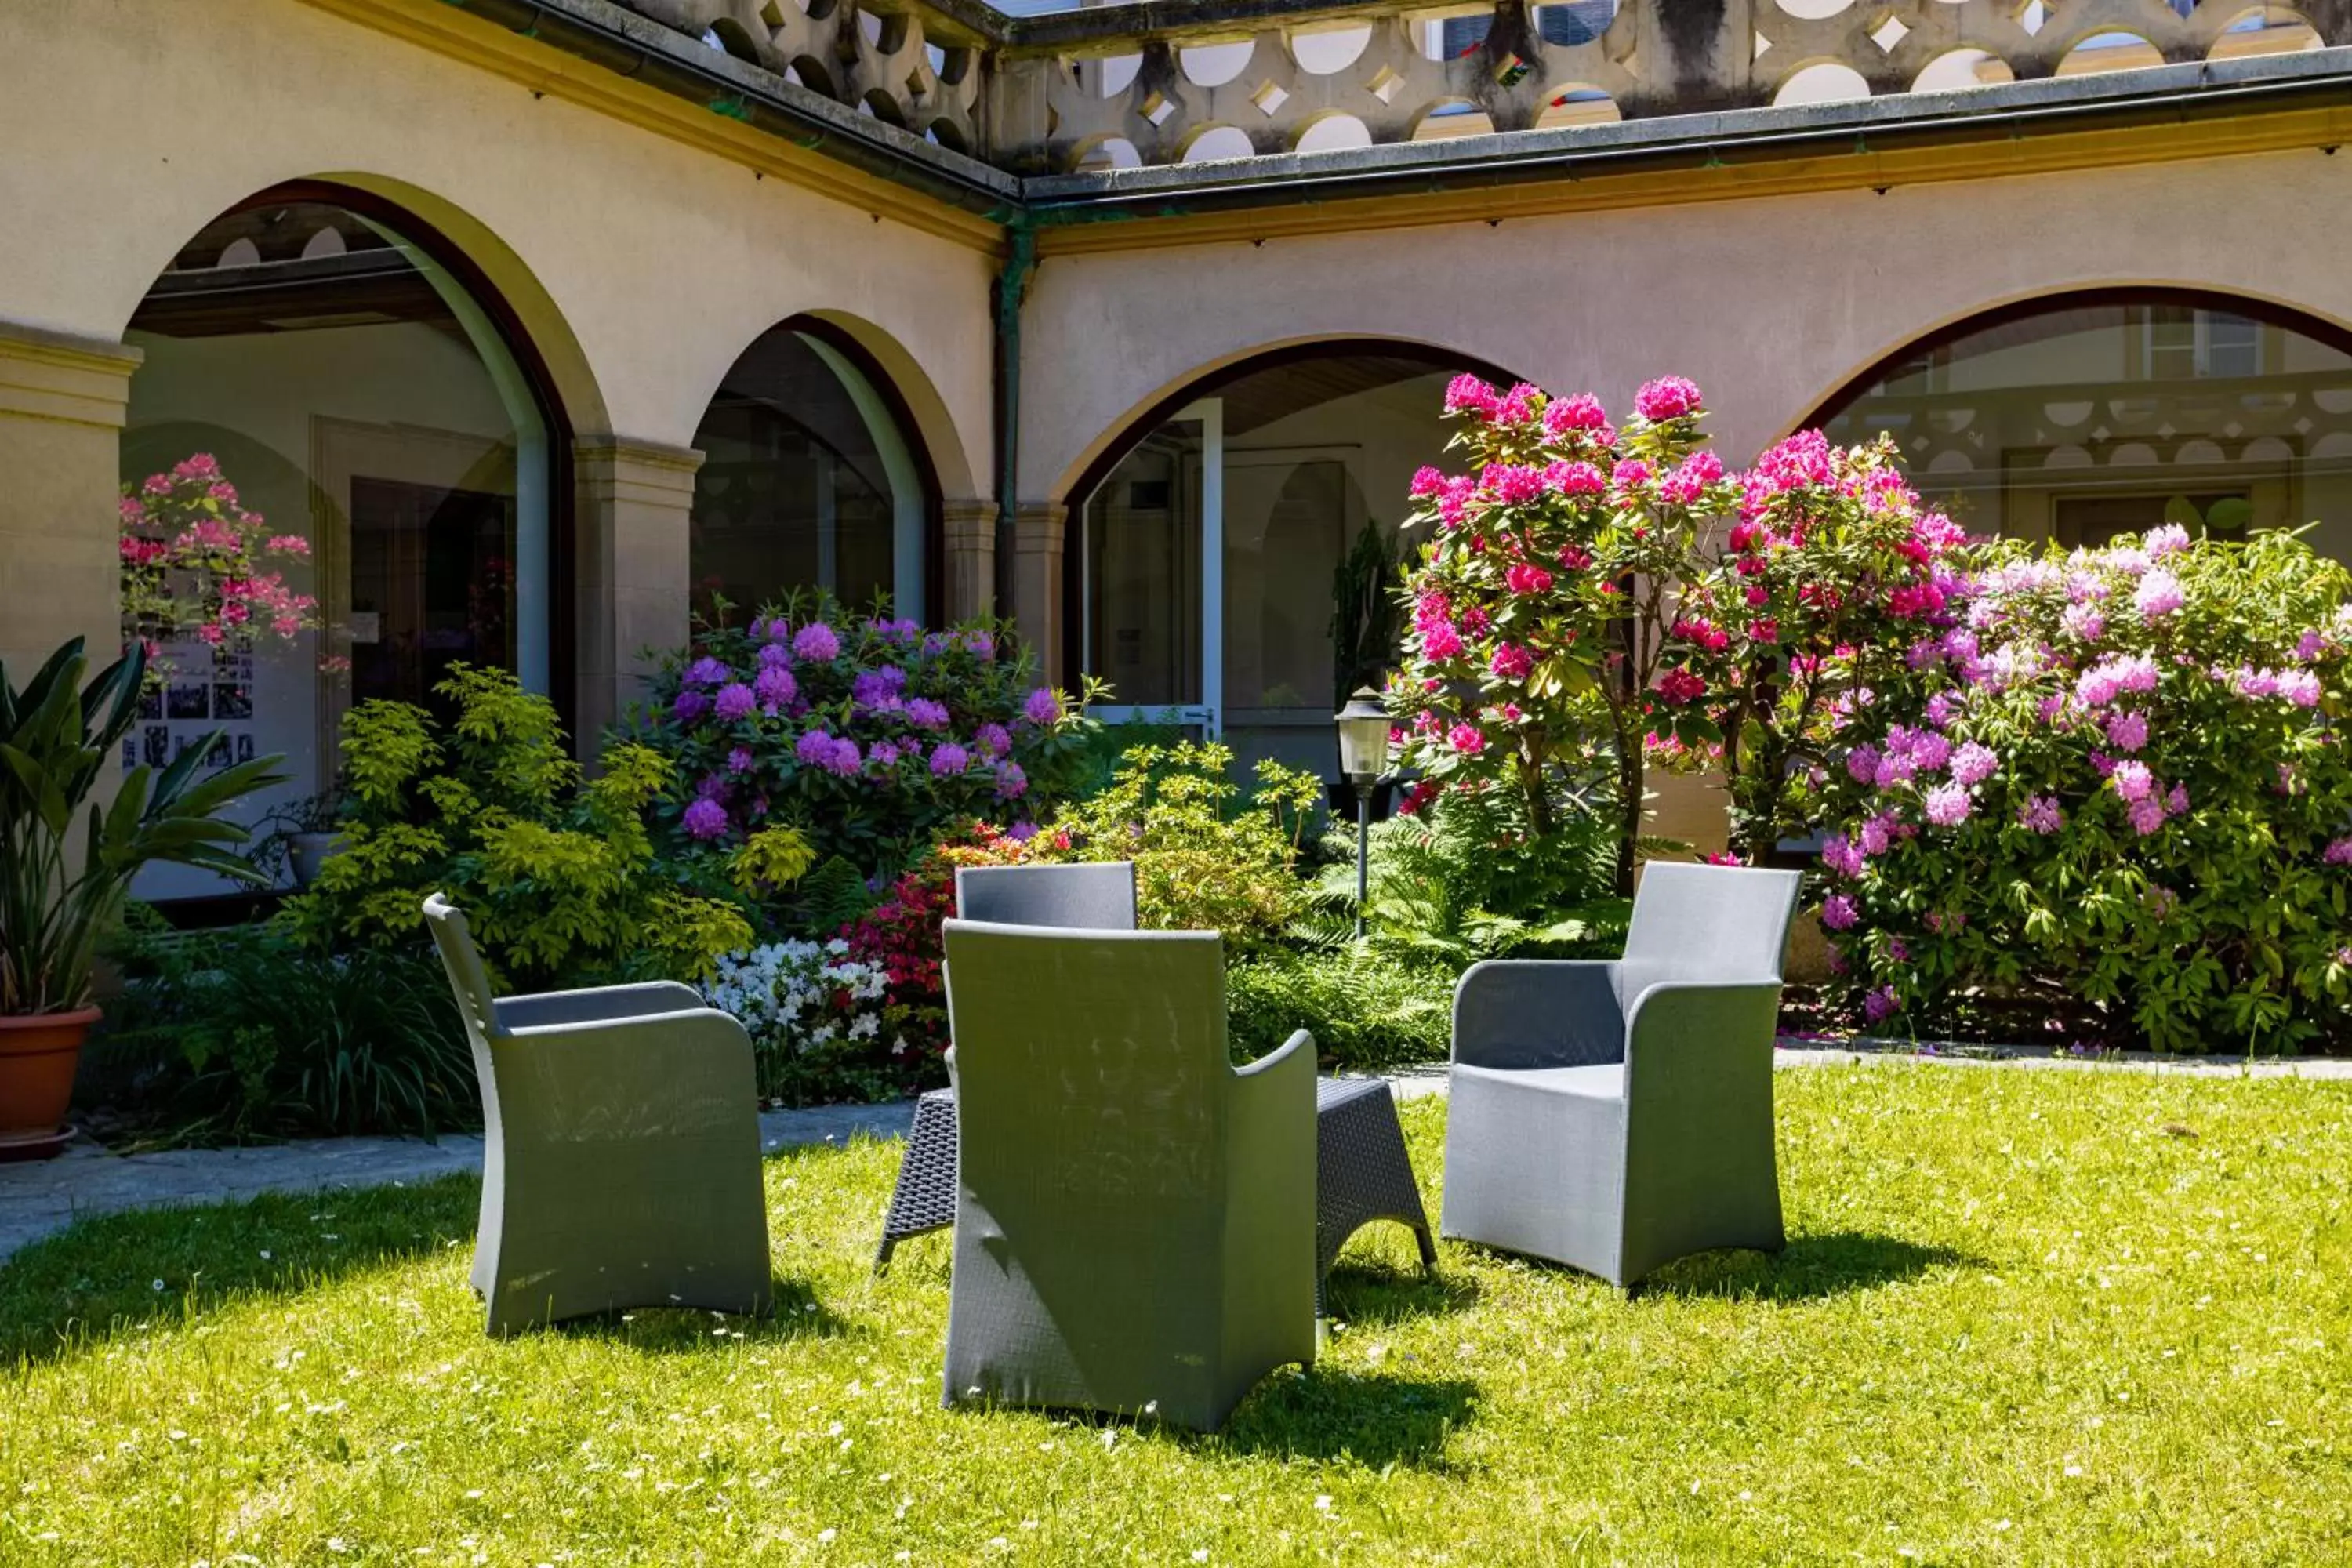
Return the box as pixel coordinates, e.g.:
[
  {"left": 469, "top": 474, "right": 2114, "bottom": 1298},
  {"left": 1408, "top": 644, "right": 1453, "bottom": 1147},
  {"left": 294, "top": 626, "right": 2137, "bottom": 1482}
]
[
  {"left": 0, "top": 321, "right": 144, "bottom": 430},
  {"left": 296, "top": 0, "right": 1006, "bottom": 253},
  {"left": 1033, "top": 100, "right": 2352, "bottom": 256}
]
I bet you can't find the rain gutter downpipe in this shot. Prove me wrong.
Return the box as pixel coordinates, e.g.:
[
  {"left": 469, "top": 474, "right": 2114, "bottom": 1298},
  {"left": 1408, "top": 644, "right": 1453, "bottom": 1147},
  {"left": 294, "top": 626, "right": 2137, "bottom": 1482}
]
[{"left": 993, "top": 215, "right": 1039, "bottom": 618}]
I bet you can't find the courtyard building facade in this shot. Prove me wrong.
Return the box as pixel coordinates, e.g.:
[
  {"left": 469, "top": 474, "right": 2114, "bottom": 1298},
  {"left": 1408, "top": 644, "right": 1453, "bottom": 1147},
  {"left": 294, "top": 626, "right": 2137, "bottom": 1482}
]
[{"left": 7, "top": 0, "right": 2352, "bottom": 884}]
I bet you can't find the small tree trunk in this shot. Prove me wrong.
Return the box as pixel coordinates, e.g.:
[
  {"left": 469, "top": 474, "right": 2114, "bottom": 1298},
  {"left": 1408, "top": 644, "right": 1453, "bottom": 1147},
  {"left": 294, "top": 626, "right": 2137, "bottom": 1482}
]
[{"left": 1613, "top": 735, "right": 1642, "bottom": 897}]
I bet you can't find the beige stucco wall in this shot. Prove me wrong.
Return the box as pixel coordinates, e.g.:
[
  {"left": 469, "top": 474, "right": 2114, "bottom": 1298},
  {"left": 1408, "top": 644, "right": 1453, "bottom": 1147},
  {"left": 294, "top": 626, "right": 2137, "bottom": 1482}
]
[
  {"left": 1018, "top": 145, "right": 2352, "bottom": 502},
  {"left": 0, "top": 0, "right": 996, "bottom": 718}
]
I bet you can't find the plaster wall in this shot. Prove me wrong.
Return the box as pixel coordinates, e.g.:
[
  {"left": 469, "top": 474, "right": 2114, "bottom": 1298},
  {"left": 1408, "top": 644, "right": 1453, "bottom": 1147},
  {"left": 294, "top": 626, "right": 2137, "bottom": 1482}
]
[
  {"left": 0, "top": 0, "right": 994, "bottom": 480},
  {"left": 1018, "top": 145, "right": 2352, "bottom": 502}
]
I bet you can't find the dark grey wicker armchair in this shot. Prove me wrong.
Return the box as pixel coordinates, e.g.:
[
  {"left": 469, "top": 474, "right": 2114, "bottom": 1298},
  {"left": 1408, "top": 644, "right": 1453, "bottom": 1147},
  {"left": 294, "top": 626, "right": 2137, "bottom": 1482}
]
[
  {"left": 1439, "top": 862, "right": 1802, "bottom": 1289},
  {"left": 939, "top": 919, "right": 1317, "bottom": 1431},
  {"left": 422, "top": 894, "right": 772, "bottom": 1334}
]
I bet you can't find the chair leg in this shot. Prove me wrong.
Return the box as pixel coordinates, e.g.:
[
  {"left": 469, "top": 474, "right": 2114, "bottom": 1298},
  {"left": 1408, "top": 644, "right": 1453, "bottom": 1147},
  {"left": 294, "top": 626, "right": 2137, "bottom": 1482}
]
[{"left": 1413, "top": 1222, "right": 1439, "bottom": 1275}]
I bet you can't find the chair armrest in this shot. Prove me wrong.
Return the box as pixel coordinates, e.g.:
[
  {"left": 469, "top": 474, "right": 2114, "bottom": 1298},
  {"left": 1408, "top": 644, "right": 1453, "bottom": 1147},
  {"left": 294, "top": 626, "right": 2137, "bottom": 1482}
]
[
  {"left": 1234, "top": 1027, "right": 1314, "bottom": 1081},
  {"left": 1453, "top": 960, "right": 1627, "bottom": 1070},
  {"left": 1621, "top": 980, "right": 1785, "bottom": 1098},
  {"left": 492, "top": 982, "right": 706, "bottom": 1032},
  {"left": 1225, "top": 1030, "right": 1316, "bottom": 1348}
]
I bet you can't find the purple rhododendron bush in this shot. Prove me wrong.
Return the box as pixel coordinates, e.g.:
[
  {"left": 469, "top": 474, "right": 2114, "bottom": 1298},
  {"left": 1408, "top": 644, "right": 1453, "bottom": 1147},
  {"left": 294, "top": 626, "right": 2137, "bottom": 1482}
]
[
  {"left": 1813, "top": 525, "right": 2352, "bottom": 1052},
  {"left": 1389, "top": 372, "right": 2351, "bottom": 1052},
  {"left": 636, "top": 596, "right": 1098, "bottom": 886}
]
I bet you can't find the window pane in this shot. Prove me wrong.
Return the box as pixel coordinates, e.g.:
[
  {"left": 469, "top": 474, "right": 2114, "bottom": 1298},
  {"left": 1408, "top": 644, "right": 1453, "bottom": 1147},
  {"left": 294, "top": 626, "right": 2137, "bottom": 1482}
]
[
  {"left": 1817, "top": 296, "right": 2352, "bottom": 569},
  {"left": 688, "top": 328, "right": 909, "bottom": 622}
]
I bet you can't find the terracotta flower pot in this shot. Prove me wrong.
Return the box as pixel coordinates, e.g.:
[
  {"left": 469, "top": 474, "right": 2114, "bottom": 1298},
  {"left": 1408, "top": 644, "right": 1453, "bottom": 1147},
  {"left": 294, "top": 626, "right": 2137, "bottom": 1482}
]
[{"left": 0, "top": 1007, "right": 98, "bottom": 1160}]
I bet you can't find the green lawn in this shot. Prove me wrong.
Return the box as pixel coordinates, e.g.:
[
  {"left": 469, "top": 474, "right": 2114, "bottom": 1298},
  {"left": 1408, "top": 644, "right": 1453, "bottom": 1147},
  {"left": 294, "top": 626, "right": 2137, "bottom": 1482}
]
[{"left": 4, "top": 1064, "right": 2349, "bottom": 1565}]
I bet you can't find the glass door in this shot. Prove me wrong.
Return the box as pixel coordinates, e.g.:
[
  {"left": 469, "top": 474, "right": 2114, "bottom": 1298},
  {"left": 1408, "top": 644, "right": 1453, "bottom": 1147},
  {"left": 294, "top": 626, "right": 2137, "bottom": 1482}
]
[{"left": 1082, "top": 401, "right": 1220, "bottom": 734}]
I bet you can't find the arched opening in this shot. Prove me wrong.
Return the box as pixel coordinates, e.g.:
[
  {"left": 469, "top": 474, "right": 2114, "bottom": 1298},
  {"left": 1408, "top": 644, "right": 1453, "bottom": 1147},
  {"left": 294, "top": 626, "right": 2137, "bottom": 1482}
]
[
  {"left": 122, "top": 182, "right": 569, "bottom": 905},
  {"left": 1806, "top": 289, "right": 2352, "bottom": 564},
  {"left": 1065, "top": 341, "right": 1522, "bottom": 786},
  {"left": 687, "top": 318, "right": 939, "bottom": 628}
]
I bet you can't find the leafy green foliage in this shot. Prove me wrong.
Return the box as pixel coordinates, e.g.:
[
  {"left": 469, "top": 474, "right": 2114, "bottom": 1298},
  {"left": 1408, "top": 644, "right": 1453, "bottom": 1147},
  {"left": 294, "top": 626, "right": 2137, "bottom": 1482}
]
[
  {"left": 281, "top": 665, "right": 751, "bottom": 991},
  {"left": 1298, "top": 781, "right": 1626, "bottom": 967},
  {"left": 95, "top": 914, "right": 475, "bottom": 1144},
  {"left": 1225, "top": 944, "right": 1454, "bottom": 1070},
  {"left": 1042, "top": 740, "right": 1323, "bottom": 954},
  {"left": 1, "top": 638, "right": 286, "bottom": 1013},
  {"left": 1329, "top": 517, "right": 1399, "bottom": 705}
]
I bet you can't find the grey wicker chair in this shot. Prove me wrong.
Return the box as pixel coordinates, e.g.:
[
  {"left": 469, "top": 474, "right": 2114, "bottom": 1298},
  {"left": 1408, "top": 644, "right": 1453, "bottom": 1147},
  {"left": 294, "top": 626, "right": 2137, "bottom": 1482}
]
[
  {"left": 939, "top": 919, "right": 1318, "bottom": 1432},
  {"left": 874, "top": 862, "right": 1138, "bottom": 1269},
  {"left": 421, "top": 894, "right": 772, "bottom": 1334},
  {"left": 1439, "top": 862, "right": 1802, "bottom": 1290}
]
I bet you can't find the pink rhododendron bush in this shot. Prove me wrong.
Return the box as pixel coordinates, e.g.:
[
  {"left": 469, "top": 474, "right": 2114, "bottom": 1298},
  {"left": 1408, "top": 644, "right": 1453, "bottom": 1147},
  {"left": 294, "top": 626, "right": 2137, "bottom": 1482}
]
[
  {"left": 1811, "top": 526, "right": 2352, "bottom": 1052},
  {"left": 119, "top": 454, "right": 321, "bottom": 685},
  {"left": 1388, "top": 374, "right": 1964, "bottom": 890}
]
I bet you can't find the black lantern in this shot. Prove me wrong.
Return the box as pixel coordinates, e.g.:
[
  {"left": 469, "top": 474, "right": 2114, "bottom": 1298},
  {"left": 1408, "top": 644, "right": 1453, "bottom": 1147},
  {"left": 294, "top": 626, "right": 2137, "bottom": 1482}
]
[{"left": 1333, "top": 686, "right": 1389, "bottom": 938}]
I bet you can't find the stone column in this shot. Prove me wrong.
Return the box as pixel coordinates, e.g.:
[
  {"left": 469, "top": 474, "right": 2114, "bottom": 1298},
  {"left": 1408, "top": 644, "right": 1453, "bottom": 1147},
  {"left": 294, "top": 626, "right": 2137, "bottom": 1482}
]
[
  {"left": 572, "top": 435, "right": 702, "bottom": 747},
  {"left": 0, "top": 321, "right": 141, "bottom": 677},
  {"left": 1010, "top": 500, "right": 1067, "bottom": 687},
  {"left": 942, "top": 498, "right": 997, "bottom": 622}
]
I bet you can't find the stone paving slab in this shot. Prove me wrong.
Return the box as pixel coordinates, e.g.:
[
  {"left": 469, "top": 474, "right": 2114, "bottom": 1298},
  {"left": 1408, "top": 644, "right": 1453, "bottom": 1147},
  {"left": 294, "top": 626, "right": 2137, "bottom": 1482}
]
[{"left": 0, "top": 1101, "right": 913, "bottom": 1265}]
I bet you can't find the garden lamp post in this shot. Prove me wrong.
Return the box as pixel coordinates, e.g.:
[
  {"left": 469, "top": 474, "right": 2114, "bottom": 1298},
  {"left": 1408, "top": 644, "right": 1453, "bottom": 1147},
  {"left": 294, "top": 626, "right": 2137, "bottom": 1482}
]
[{"left": 1334, "top": 687, "right": 1390, "bottom": 940}]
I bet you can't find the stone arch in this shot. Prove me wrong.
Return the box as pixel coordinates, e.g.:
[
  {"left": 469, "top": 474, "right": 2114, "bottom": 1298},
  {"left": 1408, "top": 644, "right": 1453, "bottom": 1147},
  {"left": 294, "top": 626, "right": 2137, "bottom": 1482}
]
[
  {"left": 683, "top": 309, "right": 966, "bottom": 624},
  {"left": 1786, "top": 284, "right": 2352, "bottom": 557},
  {"left": 1054, "top": 335, "right": 1534, "bottom": 707},
  {"left": 114, "top": 173, "right": 609, "bottom": 442},
  {"left": 1781, "top": 283, "right": 2352, "bottom": 446},
  {"left": 1047, "top": 332, "right": 1530, "bottom": 507},
  {"left": 790, "top": 308, "right": 978, "bottom": 500}
]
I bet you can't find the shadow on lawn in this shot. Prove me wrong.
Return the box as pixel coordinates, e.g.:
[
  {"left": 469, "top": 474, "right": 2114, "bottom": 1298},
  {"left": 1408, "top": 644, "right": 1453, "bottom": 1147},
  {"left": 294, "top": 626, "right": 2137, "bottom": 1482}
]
[
  {"left": 1321, "top": 1258, "right": 1479, "bottom": 1326},
  {"left": 553, "top": 1274, "right": 850, "bottom": 1351},
  {"left": 0, "top": 1175, "right": 832, "bottom": 1366},
  {"left": 1218, "top": 1368, "right": 1479, "bottom": 1472},
  {"left": 1635, "top": 1230, "right": 1980, "bottom": 1302}
]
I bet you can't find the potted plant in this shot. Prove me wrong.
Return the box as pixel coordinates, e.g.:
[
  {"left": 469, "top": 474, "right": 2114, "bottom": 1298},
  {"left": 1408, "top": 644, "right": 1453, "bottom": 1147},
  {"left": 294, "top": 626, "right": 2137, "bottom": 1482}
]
[
  {"left": 0, "top": 638, "right": 286, "bottom": 1158},
  {"left": 253, "top": 788, "right": 345, "bottom": 889}
]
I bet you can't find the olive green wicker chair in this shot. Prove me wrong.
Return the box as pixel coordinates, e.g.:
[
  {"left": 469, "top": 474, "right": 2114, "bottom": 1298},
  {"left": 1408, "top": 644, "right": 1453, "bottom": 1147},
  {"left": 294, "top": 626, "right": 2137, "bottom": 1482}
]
[
  {"left": 938, "top": 918, "right": 1316, "bottom": 1432},
  {"left": 422, "top": 894, "right": 772, "bottom": 1334}
]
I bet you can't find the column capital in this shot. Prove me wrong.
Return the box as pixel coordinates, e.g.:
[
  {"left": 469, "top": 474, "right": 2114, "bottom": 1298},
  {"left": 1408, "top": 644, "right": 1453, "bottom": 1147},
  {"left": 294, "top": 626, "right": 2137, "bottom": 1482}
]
[
  {"left": 942, "top": 497, "right": 999, "bottom": 539},
  {"left": 0, "top": 318, "right": 143, "bottom": 430},
  {"left": 572, "top": 434, "right": 704, "bottom": 493},
  {"left": 1013, "top": 499, "right": 1068, "bottom": 553}
]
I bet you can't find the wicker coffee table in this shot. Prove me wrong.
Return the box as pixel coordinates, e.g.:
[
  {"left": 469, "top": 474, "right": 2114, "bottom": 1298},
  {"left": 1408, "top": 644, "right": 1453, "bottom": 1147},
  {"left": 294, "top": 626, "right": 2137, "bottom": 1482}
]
[{"left": 876, "top": 1076, "right": 1437, "bottom": 1305}]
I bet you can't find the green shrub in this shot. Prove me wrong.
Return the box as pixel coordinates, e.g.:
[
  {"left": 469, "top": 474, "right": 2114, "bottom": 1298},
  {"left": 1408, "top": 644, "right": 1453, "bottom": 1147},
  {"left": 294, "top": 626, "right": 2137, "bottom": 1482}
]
[
  {"left": 281, "top": 664, "right": 757, "bottom": 991},
  {"left": 98, "top": 916, "right": 475, "bottom": 1144},
  {"left": 1225, "top": 946, "right": 1454, "bottom": 1071},
  {"left": 1043, "top": 740, "right": 1323, "bottom": 955},
  {"left": 1301, "top": 780, "right": 1627, "bottom": 966}
]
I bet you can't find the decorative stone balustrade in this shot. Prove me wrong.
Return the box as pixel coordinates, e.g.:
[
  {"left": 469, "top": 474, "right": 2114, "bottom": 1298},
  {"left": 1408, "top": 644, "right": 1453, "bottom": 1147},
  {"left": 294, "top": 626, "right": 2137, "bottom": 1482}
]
[
  {"left": 613, "top": 0, "right": 2352, "bottom": 174},
  {"left": 616, "top": 0, "right": 990, "bottom": 152}
]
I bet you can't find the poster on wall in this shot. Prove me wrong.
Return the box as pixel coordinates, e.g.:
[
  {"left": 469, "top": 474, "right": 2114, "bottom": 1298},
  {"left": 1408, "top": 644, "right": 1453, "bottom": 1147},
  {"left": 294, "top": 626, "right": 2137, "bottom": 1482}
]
[{"left": 122, "top": 641, "right": 256, "bottom": 779}]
